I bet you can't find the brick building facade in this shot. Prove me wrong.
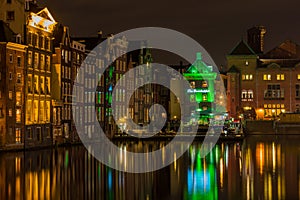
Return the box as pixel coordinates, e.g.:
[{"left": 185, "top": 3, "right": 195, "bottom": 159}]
[{"left": 227, "top": 26, "right": 300, "bottom": 120}]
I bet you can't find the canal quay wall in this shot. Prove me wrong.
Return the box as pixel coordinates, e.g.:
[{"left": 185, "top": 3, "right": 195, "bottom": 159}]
[{"left": 245, "top": 119, "right": 300, "bottom": 134}]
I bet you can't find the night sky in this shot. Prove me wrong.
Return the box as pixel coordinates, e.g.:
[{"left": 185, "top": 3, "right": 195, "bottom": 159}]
[{"left": 40, "top": 0, "right": 300, "bottom": 66}]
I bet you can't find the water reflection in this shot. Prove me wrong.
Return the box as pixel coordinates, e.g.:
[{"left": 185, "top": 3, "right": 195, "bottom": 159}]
[{"left": 0, "top": 136, "right": 299, "bottom": 199}]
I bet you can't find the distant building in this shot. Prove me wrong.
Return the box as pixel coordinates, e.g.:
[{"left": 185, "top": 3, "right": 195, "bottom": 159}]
[
  {"left": 24, "top": 7, "right": 57, "bottom": 148},
  {"left": 183, "top": 52, "right": 218, "bottom": 125},
  {"left": 73, "top": 32, "right": 129, "bottom": 137},
  {"left": 0, "top": 21, "right": 26, "bottom": 148},
  {"left": 70, "top": 39, "right": 86, "bottom": 142},
  {"left": 127, "top": 41, "right": 153, "bottom": 125},
  {"left": 227, "top": 26, "right": 300, "bottom": 119}
]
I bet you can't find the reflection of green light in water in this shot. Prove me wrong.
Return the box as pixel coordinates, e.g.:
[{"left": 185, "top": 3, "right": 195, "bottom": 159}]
[
  {"left": 65, "top": 150, "right": 69, "bottom": 168},
  {"left": 185, "top": 148, "right": 218, "bottom": 200},
  {"left": 98, "top": 165, "right": 101, "bottom": 179},
  {"left": 109, "top": 66, "right": 113, "bottom": 78}
]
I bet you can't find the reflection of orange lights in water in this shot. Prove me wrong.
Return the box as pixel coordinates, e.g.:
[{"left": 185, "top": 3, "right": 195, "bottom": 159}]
[
  {"left": 25, "top": 170, "right": 51, "bottom": 200},
  {"left": 220, "top": 158, "right": 224, "bottom": 188},
  {"left": 256, "top": 143, "right": 264, "bottom": 175},
  {"left": 272, "top": 142, "right": 276, "bottom": 173}
]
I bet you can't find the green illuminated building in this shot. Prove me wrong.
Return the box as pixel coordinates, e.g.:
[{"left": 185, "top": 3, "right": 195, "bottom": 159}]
[{"left": 183, "top": 53, "right": 217, "bottom": 125}]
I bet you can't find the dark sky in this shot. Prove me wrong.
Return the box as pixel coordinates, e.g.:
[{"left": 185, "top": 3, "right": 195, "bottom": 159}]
[{"left": 40, "top": 0, "right": 300, "bottom": 66}]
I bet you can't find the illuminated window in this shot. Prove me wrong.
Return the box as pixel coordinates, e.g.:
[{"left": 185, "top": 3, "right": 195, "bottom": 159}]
[
  {"left": 245, "top": 61, "right": 249, "bottom": 66},
  {"left": 34, "top": 75, "right": 39, "bottom": 93},
  {"left": 8, "top": 109, "right": 12, "bottom": 117},
  {"left": 241, "top": 90, "right": 247, "bottom": 99},
  {"left": 203, "top": 93, "right": 208, "bottom": 101},
  {"left": 46, "top": 101, "right": 50, "bottom": 122},
  {"left": 40, "top": 77, "right": 44, "bottom": 94},
  {"left": 16, "top": 92, "right": 21, "bottom": 106},
  {"left": 33, "top": 101, "right": 38, "bottom": 122},
  {"left": 45, "top": 77, "right": 50, "bottom": 94},
  {"left": 242, "top": 74, "right": 253, "bottom": 80},
  {"left": 190, "top": 81, "right": 195, "bottom": 89},
  {"left": 264, "top": 104, "right": 285, "bottom": 117},
  {"left": 16, "top": 109, "right": 21, "bottom": 122},
  {"left": 45, "top": 55, "right": 50, "bottom": 71},
  {"left": 39, "top": 101, "right": 44, "bottom": 122},
  {"left": 202, "top": 81, "right": 208, "bottom": 88},
  {"left": 265, "top": 84, "right": 283, "bottom": 99},
  {"left": 248, "top": 90, "right": 253, "bottom": 99},
  {"left": 27, "top": 74, "right": 32, "bottom": 93},
  {"left": 15, "top": 129, "right": 21, "bottom": 143},
  {"left": 298, "top": 74, "right": 300, "bottom": 80},
  {"left": 28, "top": 51, "right": 32, "bottom": 66},
  {"left": 40, "top": 54, "right": 44, "bottom": 70},
  {"left": 26, "top": 100, "right": 32, "bottom": 122},
  {"left": 9, "top": 91, "right": 12, "bottom": 100},
  {"left": 17, "top": 73, "right": 21, "bottom": 84},
  {"left": 36, "top": 35, "right": 39, "bottom": 47},
  {"left": 34, "top": 53, "right": 39, "bottom": 68},
  {"left": 263, "top": 74, "right": 271, "bottom": 80},
  {"left": 277, "top": 74, "right": 285, "bottom": 80}
]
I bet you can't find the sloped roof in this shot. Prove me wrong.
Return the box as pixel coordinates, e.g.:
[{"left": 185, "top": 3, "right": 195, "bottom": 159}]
[
  {"left": 0, "top": 20, "right": 16, "bottom": 42},
  {"left": 229, "top": 40, "right": 256, "bottom": 55},
  {"left": 227, "top": 65, "right": 240, "bottom": 73},
  {"left": 184, "top": 53, "right": 214, "bottom": 74},
  {"left": 72, "top": 36, "right": 105, "bottom": 51},
  {"left": 261, "top": 40, "right": 300, "bottom": 59}
]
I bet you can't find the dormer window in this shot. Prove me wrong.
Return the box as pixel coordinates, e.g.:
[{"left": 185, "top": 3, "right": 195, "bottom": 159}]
[{"left": 16, "top": 34, "right": 21, "bottom": 44}]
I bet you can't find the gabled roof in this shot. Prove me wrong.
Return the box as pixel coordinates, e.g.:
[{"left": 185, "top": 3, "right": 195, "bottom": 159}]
[
  {"left": 36, "top": 8, "right": 56, "bottom": 23},
  {"left": 0, "top": 20, "right": 16, "bottom": 42},
  {"left": 229, "top": 40, "right": 256, "bottom": 55},
  {"left": 185, "top": 53, "right": 213, "bottom": 74},
  {"left": 261, "top": 40, "right": 300, "bottom": 59},
  {"left": 227, "top": 65, "right": 240, "bottom": 73}
]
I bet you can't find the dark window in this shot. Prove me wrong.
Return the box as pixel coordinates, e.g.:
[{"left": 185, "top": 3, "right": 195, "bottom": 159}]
[
  {"left": 17, "top": 57, "right": 21, "bottom": 67},
  {"left": 7, "top": 0, "right": 12, "bottom": 4},
  {"left": 6, "top": 11, "right": 14, "bottom": 20}
]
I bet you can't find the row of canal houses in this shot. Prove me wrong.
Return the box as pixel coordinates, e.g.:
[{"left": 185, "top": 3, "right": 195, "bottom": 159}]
[{"left": 0, "top": 1, "right": 155, "bottom": 150}]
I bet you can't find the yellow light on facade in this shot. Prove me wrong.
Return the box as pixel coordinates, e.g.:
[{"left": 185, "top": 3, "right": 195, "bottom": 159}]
[
  {"left": 28, "top": 8, "right": 57, "bottom": 33},
  {"left": 271, "top": 109, "right": 275, "bottom": 113}
]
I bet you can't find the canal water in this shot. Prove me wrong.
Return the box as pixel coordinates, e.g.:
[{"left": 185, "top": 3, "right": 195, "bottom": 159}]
[{"left": 0, "top": 135, "right": 299, "bottom": 200}]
